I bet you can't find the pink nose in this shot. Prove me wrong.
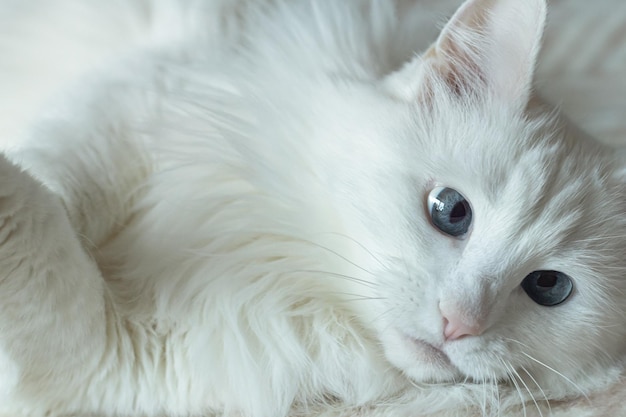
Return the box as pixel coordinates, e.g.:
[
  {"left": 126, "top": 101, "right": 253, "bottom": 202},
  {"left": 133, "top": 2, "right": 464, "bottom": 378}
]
[{"left": 442, "top": 312, "right": 482, "bottom": 341}]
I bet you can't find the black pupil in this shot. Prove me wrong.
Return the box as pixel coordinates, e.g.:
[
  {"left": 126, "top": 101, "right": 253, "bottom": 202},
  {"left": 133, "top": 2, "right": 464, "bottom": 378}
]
[
  {"left": 536, "top": 273, "right": 557, "bottom": 288},
  {"left": 449, "top": 202, "right": 467, "bottom": 223}
]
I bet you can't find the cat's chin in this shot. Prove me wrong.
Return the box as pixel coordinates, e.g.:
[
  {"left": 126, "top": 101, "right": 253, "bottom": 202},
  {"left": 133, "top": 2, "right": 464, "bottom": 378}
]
[{"left": 380, "top": 328, "right": 460, "bottom": 383}]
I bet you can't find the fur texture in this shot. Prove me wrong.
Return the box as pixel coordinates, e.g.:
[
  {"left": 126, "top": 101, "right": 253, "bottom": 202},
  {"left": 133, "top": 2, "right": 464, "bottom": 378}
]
[{"left": 0, "top": 0, "right": 624, "bottom": 416}]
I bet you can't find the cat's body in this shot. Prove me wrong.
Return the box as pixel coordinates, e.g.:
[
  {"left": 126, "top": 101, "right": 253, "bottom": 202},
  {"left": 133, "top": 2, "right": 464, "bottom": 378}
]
[{"left": 0, "top": 0, "right": 625, "bottom": 416}]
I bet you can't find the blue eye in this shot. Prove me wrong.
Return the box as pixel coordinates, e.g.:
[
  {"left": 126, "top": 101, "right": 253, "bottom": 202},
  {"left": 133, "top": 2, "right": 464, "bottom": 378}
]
[
  {"left": 521, "top": 271, "right": 573, "bottom": 306},
  {"left": 427, "top": 187, "right": 472, "bottom": 237}
]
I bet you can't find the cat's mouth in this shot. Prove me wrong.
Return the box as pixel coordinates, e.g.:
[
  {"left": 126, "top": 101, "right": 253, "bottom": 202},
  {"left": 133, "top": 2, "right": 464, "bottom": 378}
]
[
  {"left": 400, "top": 333, "right": 507, "bottom": 385},
  {"left": 407, "top": 337, "right": 452, "bottom": 366},
  {"left": 380, "top": 328, "right": 460, "bottom": 383}
]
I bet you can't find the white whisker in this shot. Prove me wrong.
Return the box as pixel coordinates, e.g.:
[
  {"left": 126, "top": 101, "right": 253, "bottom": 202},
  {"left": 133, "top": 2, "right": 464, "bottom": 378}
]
[
  {"left": 520, "top": 365, "right": 551, "bottom": 416},
  {"left": 291, "top": 269, "right": 379, "bottom": 289},
  {"left": 315, "top": 232, "right": 386, "bottom": 268},
  {"left": 336, "top": 295, "right": 387, "bottom": 303},
  {"left": 481, "top": 373, "right": 487, "bottom": 416},
  {"left": 520, "top": 351, "right": 590, "bottom": 403},
  {"left": 300, "top": 237, "right": 378, "bottom": 276},
  {"left": 500, "top": 359, "right": 526, "bottom": 417},
  {"left": 504, "top": 337, "right": 532, "bottom": 351},
  {"left": 492, "top": 370, "right": 501, "bottom": 417},
  {"left": 509, "top": 362, "right": 543, "bottom": 417}
]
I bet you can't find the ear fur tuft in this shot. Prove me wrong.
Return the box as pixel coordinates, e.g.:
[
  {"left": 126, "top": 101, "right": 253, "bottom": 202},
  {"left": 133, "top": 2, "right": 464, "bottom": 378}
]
[{"left": 385, "top": 0, "right": 547, "bottom": 109}]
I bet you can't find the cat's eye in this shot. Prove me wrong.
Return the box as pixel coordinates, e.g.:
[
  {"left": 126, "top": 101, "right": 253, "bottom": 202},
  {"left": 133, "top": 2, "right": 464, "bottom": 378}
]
[
  {"left": 521, "top": 271, "right": 573, "bottom": 306},
  {"left": 427, "top": 187, "right": 472, "bottom": 237}
]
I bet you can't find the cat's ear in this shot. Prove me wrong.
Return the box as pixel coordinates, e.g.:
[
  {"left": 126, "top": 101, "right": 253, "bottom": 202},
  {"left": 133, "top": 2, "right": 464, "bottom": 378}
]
[{"left": 385, "top": 0, "right": 546, "bottom": 109}]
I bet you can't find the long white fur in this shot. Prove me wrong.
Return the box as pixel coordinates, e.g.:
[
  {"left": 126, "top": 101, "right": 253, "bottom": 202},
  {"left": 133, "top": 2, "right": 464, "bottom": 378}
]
[{"left": 0, "top": 0, "right": 624, "bottom": 416}]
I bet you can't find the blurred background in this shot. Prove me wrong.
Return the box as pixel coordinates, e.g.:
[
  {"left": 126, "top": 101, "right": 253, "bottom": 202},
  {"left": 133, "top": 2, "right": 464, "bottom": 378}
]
[{"left": 1, "top": 0, "right": 625, "bottom": 146}]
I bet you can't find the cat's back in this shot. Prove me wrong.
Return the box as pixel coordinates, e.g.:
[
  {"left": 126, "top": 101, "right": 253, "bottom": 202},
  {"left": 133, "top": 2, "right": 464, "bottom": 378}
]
[
  {"left": 0, "top": 0, "right": 452, "bottom": 146},
  {"left": 0, "top": 0, "right": 259, "bottom": 146}
]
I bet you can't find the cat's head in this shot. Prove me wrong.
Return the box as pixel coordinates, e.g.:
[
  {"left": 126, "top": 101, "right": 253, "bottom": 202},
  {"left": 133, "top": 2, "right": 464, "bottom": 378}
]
[{"left": 301, "top": 0, "right": 626, "bottom": 402}]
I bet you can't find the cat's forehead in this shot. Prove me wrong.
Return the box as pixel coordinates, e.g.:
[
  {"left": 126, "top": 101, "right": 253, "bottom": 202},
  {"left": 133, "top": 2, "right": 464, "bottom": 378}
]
[{"left": 409, "top": 98, "right": 625, "bottom": 251}]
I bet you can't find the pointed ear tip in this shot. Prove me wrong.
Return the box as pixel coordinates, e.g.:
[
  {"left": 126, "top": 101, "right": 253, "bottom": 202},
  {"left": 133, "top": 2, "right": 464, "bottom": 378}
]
[
  {"left": 445, "top": 0, "right": 548, "bottom": 34},
  {"left": 527, "top": 0, "right": 548, "bottom": 21},
  {"left": 535, "top": 0, "right": 548, "bottom": 21},
  {"left": 457, "top": 0, "right": 547, "bottom": 12}
]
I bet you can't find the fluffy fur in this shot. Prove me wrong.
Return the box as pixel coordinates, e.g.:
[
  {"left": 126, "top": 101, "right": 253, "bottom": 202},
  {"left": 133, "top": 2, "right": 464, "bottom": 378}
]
[{"left": 0, "top": 0, "right": 624, "bottom": 416}]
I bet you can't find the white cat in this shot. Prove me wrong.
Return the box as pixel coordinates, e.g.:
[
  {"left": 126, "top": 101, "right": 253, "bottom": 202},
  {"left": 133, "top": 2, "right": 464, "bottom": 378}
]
[{"left": 0, "top": 0, "right": 624, "bottom": 416}]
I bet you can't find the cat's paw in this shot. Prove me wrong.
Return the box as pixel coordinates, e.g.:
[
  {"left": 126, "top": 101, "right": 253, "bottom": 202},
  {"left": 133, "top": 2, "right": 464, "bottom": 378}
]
[
  {"left": 0, "top": 153, "right": 64, "bottom": 247},
  {"left": 0, "top": 152, "right": 108, "bottom": 416}
]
